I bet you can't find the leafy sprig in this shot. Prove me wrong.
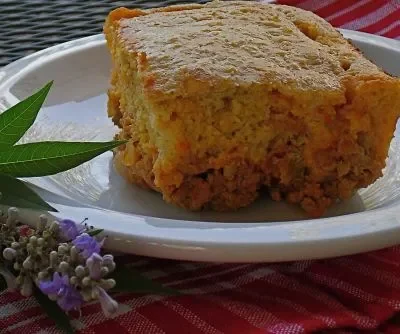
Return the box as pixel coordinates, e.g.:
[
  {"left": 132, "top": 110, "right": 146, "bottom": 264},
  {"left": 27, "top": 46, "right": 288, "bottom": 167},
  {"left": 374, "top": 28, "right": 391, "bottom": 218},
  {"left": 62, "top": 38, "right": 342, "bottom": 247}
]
[
  {"left": 0, "top": 82, "right": 124, "bottom": 210},
  {"left": 0, "top": 83, "right": 179, "bottom": 333},
  {"left": 0, "top": 210, "right": 177, "bottom": 334}
]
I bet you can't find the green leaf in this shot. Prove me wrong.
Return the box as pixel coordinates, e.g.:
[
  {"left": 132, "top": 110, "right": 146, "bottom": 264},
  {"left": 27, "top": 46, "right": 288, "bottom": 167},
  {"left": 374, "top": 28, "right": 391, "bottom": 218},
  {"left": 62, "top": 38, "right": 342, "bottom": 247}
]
[
  {"left": 87, "top": 228, "right": 104, "bottom": 237},
  {"left": 113, "top": 266, "right": 180, "bottom": 296},
  {"left": 0, "top": 273, "right": 7, "bottom": 292},
  {"left": 0, "top": 174, "right": 57, "bottom": 211},
  {"left": 0, "top": 140, "right": 125, "bottom": 177},
  {"left": 0, "top": 82, "right": 53, "bottom": 149},
  {"left": 33, "top": 288, "right": 74, "bottom": 334}
]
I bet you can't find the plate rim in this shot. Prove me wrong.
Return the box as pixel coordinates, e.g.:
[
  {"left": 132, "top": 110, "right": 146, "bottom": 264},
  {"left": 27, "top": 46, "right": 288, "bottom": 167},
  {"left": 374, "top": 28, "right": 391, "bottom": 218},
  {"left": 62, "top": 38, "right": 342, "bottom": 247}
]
[{"left": 1, "top": 30, "right": 400, "bottom": 262}]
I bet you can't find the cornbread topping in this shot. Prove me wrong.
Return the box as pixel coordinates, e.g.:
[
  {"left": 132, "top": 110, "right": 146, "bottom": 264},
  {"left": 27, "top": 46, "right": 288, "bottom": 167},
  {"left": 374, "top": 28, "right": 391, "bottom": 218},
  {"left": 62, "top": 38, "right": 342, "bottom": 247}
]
[{"left": 105, "top": 1, "right": 400, "bottom": 216}]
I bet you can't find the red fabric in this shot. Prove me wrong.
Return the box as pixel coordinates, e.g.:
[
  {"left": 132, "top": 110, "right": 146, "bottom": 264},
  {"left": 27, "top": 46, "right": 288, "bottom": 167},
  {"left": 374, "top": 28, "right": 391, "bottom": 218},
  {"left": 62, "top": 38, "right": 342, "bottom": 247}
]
[
  {"left": 1, "top": 1, "right": 400, "bottom": 333},
  {"left": 277, "top": 0, "right": 400, "bottom": 39}
]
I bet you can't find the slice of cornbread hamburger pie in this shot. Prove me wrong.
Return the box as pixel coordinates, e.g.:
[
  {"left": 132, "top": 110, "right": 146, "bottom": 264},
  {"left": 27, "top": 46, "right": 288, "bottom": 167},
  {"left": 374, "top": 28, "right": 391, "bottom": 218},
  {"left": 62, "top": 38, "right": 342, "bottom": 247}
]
[{"left": 104, "top": 1, "right": 400, "bottom": 217}]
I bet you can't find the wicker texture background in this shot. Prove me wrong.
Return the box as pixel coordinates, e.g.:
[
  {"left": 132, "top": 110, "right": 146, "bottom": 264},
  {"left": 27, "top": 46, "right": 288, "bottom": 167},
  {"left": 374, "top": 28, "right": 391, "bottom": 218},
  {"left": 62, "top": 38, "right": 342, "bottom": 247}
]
[{"left": 0, "top": 0, "right": 209, "bottom": 67}]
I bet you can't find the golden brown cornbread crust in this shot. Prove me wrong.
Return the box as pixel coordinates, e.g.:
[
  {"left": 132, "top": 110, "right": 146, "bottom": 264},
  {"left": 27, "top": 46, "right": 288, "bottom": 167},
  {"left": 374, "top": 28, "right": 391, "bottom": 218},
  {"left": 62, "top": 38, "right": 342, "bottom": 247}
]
[{"left": 104, "top": 1, "right": 400, "bottom": 216}]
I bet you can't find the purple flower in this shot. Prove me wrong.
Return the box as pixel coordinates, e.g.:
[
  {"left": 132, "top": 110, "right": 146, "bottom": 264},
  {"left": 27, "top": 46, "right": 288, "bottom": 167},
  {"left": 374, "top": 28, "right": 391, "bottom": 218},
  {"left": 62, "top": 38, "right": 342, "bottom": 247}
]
[
  {"left": 39, "top": 272, "right": 83, "bottom": 311},
  {"left": 39, "top": 272, "right": 65, "bottom": 295},
  {"left": 72, "top": 233, "right": 104, "bottom": 259},
  {"left": 57, "top": 286, "right": 83, "bottom": 311},
  {"left": 97, "top": 287, "right": 118, "bottom": 317},
  {"left": 59, "top": 219, "right": 85, "bottom": 240}
]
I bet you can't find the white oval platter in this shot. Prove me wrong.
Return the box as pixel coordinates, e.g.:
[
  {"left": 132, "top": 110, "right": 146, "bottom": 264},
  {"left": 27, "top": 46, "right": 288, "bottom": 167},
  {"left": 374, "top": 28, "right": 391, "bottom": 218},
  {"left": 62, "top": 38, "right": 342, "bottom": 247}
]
[{"left": 1, "top": 30, "right": 400, "bottom": 262}]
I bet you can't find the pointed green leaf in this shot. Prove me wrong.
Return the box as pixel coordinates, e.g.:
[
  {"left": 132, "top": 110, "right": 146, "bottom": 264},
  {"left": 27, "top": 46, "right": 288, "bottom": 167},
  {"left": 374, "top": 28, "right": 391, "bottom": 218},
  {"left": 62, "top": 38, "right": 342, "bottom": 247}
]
[
  {"left": 0, "top": 174, "right": 57, "bottom": 211},
  {"left": 87, "top": 228, "right": 104, "bottom": 237},
  {"left": 113, "top": 266, "right": 180, "bottom": 296},
  {"left": 0, "top": 140, "right": 125, "bottom": 177},
  {"left": 0, "top": 82, "right": 53, "bottom": 149},
  {"left": 34, "top": 288, "right": 74, "bottom": 334}
]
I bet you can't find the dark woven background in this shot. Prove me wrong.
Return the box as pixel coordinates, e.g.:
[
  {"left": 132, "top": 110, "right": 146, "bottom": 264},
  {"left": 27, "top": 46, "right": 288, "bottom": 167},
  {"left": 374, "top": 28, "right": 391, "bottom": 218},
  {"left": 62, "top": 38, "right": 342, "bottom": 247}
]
[{"left": 0, "top": 0, "right": 209, "bottom": 67}]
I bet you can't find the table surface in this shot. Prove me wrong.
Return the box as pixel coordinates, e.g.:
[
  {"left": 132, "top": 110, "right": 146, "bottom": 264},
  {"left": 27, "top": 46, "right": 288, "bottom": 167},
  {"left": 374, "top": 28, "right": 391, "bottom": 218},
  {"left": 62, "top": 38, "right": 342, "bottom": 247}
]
[{"left": 0, "top": 0, "right": 209, "bottom": 67}]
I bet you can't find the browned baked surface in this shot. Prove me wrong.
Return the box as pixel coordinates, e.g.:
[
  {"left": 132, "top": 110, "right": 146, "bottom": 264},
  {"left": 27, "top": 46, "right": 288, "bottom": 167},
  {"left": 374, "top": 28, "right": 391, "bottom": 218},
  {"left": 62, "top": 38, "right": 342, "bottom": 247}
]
[{"left": 104, "top": 1, "right": 400, "bottom": 216}]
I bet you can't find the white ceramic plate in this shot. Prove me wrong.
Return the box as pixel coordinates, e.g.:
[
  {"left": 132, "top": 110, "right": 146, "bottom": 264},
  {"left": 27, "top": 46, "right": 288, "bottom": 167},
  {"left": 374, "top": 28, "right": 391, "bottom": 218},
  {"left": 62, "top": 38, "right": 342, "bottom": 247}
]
[{"left": 1, "top": 30, "right": 400, "bottom": 263}]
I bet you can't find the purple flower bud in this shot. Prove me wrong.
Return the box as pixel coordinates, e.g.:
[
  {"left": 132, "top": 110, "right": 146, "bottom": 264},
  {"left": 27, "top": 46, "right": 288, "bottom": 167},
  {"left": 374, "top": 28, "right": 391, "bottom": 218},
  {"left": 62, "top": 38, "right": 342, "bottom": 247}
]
[
  {"left": 86, "top": 253, "right": 103, "bottom": 280},
  {"left": 59, "top": 219, "right": 85, "bottom": 241},
  {"left": 6, "top": 207, "right": 18, "bottom": 227},
  {"left": 102, "top": 254, "right": 114, "bottom": 265},
  {"left": 97, "top": 287, "right": 118, "bottom": 317},
  {"left": 72, "top": 233, "right": 104, "bottom": 259},
  {"left": 3, "top": 248, "right": 16, "bottom": 261},
  {"left": 102, "top": 254, "right": 116, "bottom": 272},
  {"left": 21, "top": 277, "right": 33, "bottom": 297},
  {"left": 39, "top": 272, "right": 83, "bottom": 311}
]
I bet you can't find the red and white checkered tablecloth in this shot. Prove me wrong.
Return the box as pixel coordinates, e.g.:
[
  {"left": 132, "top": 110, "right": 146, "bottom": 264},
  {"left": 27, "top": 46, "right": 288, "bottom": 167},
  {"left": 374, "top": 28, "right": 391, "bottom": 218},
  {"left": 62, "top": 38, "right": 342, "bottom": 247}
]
[
  {"left": 278, "top": 0, "right": 399, "bottom": 39},
  {"left": 1, "top": 1, "right": 400, "bottom": 333}
]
